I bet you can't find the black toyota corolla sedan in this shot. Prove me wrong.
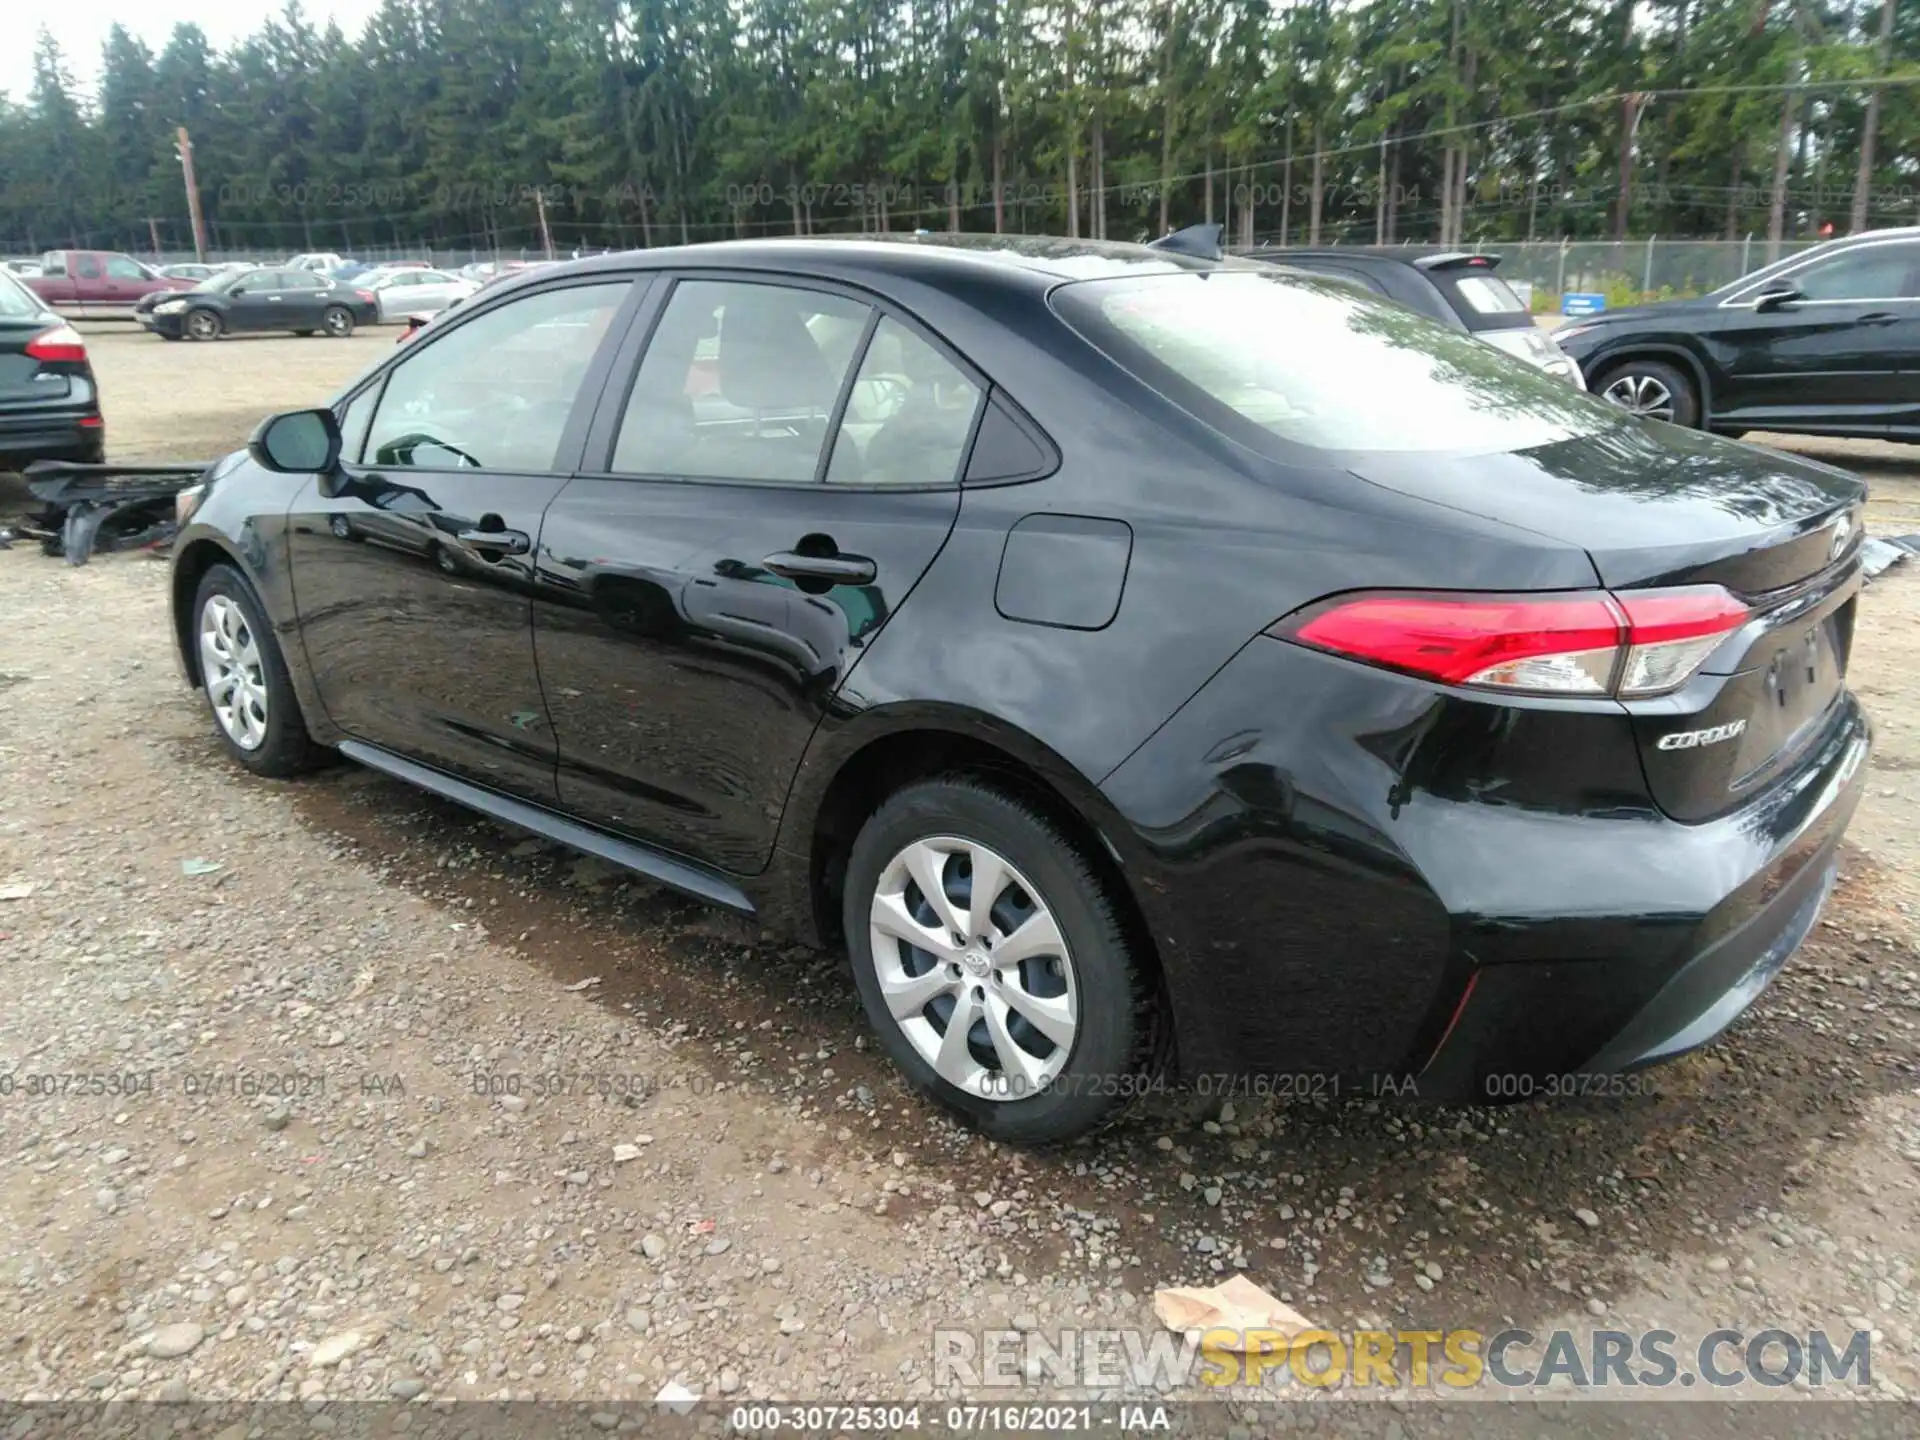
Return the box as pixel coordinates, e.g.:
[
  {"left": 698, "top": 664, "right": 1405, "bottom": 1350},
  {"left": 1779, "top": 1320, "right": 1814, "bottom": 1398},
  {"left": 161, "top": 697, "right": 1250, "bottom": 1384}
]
[{"left": 167, "top": 236, "right": 1869, "bottom": 1142}]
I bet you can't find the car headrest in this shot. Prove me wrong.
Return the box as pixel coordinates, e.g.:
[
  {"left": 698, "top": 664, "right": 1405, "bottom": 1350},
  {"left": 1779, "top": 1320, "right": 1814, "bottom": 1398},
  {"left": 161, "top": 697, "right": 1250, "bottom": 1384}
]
[{"left": 717, "top": 292, "right": 833, "bottom": 413}]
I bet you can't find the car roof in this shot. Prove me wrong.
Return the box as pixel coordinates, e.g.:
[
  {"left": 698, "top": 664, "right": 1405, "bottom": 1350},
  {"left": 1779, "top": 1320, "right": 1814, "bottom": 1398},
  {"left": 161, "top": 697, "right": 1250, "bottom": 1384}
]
[{"left": 490, "top": 234, "right": 1225, "bottom": 305}]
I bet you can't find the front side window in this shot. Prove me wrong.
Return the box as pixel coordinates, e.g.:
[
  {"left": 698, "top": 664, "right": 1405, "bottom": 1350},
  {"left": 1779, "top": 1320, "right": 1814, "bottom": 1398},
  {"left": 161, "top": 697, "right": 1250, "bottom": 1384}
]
[
  {"left": 1791, "top": 243, "right": 1920, "bottom": 302},
  {"left": 612, "top": 279, "right": 870, "bottom": 483},
  {"left": 105, "top": 255, "right": 147, "bottom": 280},
  {"left": 363, "top": 282, "right": 629, "bottom": 472},
  {"left": 1054, "top": 268, "right": 1607, "bottom": 456},
  {"left": 827, "top": 316, "right": 982, "bottom": 486},
  {"left": 337, "top": 381, "right": 381, "bottom": 466}
]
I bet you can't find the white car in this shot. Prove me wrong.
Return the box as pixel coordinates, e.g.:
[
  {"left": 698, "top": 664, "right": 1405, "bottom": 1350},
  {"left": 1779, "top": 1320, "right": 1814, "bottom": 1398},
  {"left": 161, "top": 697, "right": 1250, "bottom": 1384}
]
[
  {"left": 285, "top": 252, "right": 349, "bottom": 273},
  {"left": 366, "top": 268, "right": 478, "bottom": 323}
]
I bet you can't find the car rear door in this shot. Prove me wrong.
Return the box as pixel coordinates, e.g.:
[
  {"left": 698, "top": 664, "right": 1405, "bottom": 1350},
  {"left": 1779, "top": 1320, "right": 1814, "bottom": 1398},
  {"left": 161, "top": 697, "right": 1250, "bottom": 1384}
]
[
  {"left": 531, "top": 273, "right": 975, "bottom": 873},
  {"left": 287, "top": 276, "right": 643, "bottom": 801}
]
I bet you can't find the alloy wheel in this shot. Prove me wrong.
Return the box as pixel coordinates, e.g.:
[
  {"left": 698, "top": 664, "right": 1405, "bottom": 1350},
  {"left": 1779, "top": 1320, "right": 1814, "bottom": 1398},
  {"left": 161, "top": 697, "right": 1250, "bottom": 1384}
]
[
  {"left": 867, "top": 836, "right": 1079, "bottom": 1100},
  {"left": 186, "top": 310, "right": 220, "bottom": 341},
  {"left": 1601, "top": 371, "right": 1675, "bottom": 421},
  {"left": 323, "top": 307, "right": 352, "bottom": 336},
  {"left": 198, "top": 594, "right": 268, "bottom": 750}
]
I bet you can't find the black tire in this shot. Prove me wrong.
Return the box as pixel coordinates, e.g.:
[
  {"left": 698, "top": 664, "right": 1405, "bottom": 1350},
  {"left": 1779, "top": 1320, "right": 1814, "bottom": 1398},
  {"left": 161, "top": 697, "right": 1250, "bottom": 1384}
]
[
  {"left": 843, "top": 777, "right": 1154, "bottom": 1144},
  {"left": 1593, "top": 357, "right": 1700, "bottom": 428},
  {"left": 184, "top": 308, "right": 222, "bottom": 342},
  {"left": 322, "top": 306, "right": 355, "bottom": 338},
  {"left": 190, "top": 564, "right": 329, "bottom": 778}
]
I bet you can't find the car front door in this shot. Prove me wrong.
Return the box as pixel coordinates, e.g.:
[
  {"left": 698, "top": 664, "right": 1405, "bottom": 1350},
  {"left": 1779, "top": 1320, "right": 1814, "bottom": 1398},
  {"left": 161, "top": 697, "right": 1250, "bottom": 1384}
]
[
  {"left": 224, "top": 269, "right": 286, "bottom": 332},
  {"left": 531, "top": 275, "right": 975, "bottom": 873},
  {"left": 1711, "top": 239, "right": 1920, "bottom": 432},
  {"left": 287, "top": 276, "right": 641, "bottom": 801}
]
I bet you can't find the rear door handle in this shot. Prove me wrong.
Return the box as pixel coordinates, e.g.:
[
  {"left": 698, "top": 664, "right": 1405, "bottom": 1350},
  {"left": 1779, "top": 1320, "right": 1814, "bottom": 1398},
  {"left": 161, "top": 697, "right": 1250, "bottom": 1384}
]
[
  {"left": 1858, "top": 312, "right": 1899, "bottom": 327},
  {"left": 458, "top": 528, "right": 530, "bottom": 556},
  {"left": 761, "top": 550, "right": 876, "bottom": 585}
]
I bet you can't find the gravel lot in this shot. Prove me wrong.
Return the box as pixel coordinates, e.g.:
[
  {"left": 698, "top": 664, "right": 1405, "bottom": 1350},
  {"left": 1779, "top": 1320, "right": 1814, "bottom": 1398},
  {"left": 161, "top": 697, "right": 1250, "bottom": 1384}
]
[{"left": 0, "top": 326, "right": 1918, "bottom": 1409}]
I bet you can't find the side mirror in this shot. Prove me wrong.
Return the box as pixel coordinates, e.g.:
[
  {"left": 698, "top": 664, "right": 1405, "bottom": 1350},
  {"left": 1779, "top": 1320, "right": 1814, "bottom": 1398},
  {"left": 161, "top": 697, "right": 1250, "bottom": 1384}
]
[
  {"left": 249, "top": 408, "right": 341, "bottom": 475},
  {"left": 230, "top": 283, "right": 248, "bottom": 295},
  {"left": 1754, "top": 283, "right": 1802, "bottom": 313}
]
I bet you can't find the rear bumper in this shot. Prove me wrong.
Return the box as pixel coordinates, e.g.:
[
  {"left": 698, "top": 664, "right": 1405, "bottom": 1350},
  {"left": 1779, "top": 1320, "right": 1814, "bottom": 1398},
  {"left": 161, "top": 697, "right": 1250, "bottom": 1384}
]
[
  {"left": 0, "top": 413, "right": 104, "bottom": 468},
  {"left": 1097, "top": 635, "right": 1870, "bottom": 1097}
]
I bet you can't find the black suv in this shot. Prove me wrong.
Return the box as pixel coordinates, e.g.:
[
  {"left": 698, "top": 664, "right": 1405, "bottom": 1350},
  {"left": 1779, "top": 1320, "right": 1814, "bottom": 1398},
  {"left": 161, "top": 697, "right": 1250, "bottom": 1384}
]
[{"left": 1554, "top": 227, "right": 1920, "bottom": 439}]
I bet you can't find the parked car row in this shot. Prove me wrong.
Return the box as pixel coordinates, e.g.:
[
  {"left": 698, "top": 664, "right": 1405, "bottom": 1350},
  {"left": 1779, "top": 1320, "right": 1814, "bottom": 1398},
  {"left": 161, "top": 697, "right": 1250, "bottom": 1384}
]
[{"left": 167, "top": 232, "right": 1870, "bottom": 1144}]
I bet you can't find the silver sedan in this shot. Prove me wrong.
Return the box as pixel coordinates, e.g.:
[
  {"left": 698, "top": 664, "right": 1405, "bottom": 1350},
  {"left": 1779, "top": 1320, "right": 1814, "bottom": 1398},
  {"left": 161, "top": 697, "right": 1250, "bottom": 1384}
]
[{"left": 367, "top": 268, "right": 479, "bottom": 324}]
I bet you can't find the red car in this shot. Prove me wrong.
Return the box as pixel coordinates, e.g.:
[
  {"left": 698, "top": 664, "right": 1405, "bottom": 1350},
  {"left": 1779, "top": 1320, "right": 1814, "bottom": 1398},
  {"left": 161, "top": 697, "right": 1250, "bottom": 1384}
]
[{"left": 26, "top": 251, "right": 196, "bottom": 319}]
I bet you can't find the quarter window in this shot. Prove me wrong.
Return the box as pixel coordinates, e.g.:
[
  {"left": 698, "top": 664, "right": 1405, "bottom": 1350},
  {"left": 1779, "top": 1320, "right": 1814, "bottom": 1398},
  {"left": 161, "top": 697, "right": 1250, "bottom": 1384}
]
[
  {"left": 826, "top": 316, "right": 982, "bottom": 486},
  {"left": 612, "top": 279, "right": 870, "bottom": 483},
  {"left": 362, "top": 282, "right": 628, "bottom": 472},
  {"left": 76, "top": 255, "right": 101, "bottom": 280}
]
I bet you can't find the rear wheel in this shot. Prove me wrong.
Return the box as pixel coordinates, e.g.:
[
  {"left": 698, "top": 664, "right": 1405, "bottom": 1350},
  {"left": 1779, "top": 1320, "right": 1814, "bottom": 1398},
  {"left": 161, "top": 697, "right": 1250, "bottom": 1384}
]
[
  {"left": 322, "top": 306, "right": 354, "bottom": 338},
  {"left": 192, "top": 565, "right": 328, "bottom": 777},
  {"left": 843, "top": 778, "right": 1153, "bottom": 1144},
  {"left": 1594, "top": 358, "right": 1699, "bottom": 427},
  {"left": 184, "top": 309, "right": 222, "bottom": 342}
]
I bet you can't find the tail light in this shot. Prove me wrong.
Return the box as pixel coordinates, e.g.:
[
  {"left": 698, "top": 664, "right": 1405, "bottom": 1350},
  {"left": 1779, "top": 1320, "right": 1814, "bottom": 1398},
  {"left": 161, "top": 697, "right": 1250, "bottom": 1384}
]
[
  {"left": 25, "top": 324, "right": 87, "bottom": 363},
  {"left": 1275, "top": 586, "right": 1751, "bottom": 698},
  {"left": 355, "top": 289, "right": 376, "bottom": 303}
]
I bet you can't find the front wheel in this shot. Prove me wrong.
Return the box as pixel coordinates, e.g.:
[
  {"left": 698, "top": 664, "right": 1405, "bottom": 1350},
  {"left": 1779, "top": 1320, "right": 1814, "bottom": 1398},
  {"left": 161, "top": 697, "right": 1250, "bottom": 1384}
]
[
  {"left": 321, "top": 306, "right": 355, "bottom": 338},
  {"left": 184, "top": 309, "right": 222, "bottom": 342},
  {"left": 1594, "top": 358, "right": 1699, "bottom": 427},
  {"left": 843, "top": 778, "right": 1154, "bottom": 1144},
  {"left": 192, "top": 565, "right": 329, "bottom": 777}
]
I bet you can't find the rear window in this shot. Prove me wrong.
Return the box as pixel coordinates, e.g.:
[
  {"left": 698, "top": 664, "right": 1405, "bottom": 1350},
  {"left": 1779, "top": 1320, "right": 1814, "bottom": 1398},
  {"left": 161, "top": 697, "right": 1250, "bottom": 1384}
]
[
  {"left": 1053, "top": 269, "right": 1608, "bottom": 456},
  {"left": 0, "top": 271, "right": 46, "bottom": 319},
  {"left": 1451, "top": 273, "right": 1527, "bottom": 315}
]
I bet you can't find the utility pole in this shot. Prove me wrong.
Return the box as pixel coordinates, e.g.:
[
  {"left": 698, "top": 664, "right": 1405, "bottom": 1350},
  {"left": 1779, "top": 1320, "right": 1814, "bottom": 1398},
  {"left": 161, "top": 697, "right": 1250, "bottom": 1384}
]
[
  {"left": 146, "top": 216, "right": 162, "bottom": 259},
  {"left": 534, "top": 187, "right": 556, "bottom": 260},
  {"left": 174, "top": 127, "right": 208, "bottom": 262}
]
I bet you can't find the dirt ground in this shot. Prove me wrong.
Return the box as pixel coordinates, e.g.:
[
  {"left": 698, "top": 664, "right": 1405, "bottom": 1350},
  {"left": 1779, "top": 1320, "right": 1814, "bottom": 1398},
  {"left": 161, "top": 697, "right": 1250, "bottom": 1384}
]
[{"left": 0, "top": 324, "right": 1917, "bottom": 1411}]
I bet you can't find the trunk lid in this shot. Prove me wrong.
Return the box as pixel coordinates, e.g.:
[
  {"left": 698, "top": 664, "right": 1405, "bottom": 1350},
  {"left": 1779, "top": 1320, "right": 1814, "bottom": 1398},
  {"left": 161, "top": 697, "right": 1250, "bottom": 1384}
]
[
  {"left": 0, "top": 316, "right": 71, "bottom": 403},
  {"left": 1351, "top": 421, "right": 1867, "bottom": 822}
]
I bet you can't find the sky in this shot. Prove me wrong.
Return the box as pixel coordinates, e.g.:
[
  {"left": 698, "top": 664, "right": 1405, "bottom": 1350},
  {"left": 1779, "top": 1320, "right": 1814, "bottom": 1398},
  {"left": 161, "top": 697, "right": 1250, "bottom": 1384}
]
[{"left": 5, "top": 0, "right": 382, "bottom": 105}]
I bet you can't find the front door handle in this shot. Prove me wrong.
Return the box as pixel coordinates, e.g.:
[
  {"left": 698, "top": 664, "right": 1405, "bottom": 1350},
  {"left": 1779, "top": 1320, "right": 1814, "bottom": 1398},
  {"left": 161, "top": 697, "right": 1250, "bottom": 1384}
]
[
  {"left": 761, "top": 550, "right": 877, "bottom": 585},
  {"left": 458, "top": 527, "right": 530, "bottom": 557},
  {"left": 1858, "top": 311, "right": 1900, "bottom": 327}
]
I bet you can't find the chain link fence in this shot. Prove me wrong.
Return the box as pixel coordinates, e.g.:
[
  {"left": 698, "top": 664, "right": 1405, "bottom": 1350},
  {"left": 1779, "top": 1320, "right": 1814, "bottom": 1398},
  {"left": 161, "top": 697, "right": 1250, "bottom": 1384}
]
[{"left": 1254, "top": 237, "right": 1830, "bottom": 307}]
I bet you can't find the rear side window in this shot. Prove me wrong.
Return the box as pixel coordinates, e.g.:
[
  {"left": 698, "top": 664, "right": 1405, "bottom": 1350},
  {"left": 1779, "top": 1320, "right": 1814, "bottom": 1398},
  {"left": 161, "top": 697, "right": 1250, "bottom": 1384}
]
[
  {"left": 827, "top": 316, "right": 982, "bottom": 486},
  {"left": 41, "top": 253, "right": 67, "bottom": 277},
  {"left": 612, "top": 279, "right": 870, "bottom": 483},
  {"left": 363, "top": 282, "right": 629, "bottom": 472},
  {"left": 1055, "top": 269, "right": 1607, "bottom": 456}
]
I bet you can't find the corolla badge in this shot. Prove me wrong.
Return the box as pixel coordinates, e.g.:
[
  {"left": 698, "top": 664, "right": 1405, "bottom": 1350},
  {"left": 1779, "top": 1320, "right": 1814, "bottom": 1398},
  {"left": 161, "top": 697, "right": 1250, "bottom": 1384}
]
[
  {"left": 1657, "top": 719, "right": 1747, "bottom": 751},
  {"left": 1830, "top": 514, "right": 1853, "bottom": 561}
]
